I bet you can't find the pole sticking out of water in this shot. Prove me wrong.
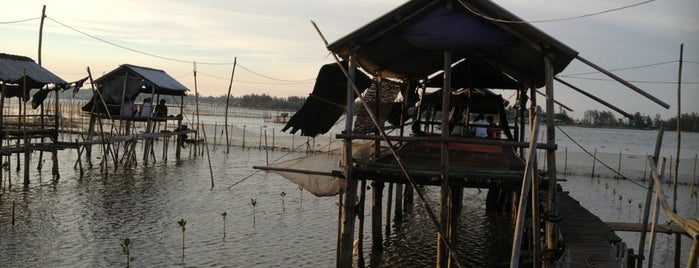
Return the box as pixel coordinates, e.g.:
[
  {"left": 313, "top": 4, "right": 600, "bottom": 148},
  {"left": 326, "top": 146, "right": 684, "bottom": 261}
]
[
  {"left": 201, "top": 123, "right": 214, "bottom": 189},
  {"left": 564, "top": 147, "right": 568, "bottom": 176},
  {"left": 692, "top": 154, "right": 697, "bottom": 197},
  {"left": 616, "top": 150, "right": 622, "bottom": 179},
  {"left": 592, "top": 147, "right": 597, "bottom": 178},
  {"left": 643, "top": 152, "right": 648, "bottom": 182}
]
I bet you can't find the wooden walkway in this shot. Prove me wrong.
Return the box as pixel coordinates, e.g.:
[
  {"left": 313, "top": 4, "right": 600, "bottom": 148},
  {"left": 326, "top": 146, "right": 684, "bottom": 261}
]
[{"left": 557, "top": 192, "right": 622, "bottom": 267}]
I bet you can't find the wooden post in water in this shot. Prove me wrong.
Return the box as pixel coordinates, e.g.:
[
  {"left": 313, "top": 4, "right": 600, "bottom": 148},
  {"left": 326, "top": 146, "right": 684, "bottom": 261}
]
[
  {"left": 673, "top": 43, "right": 683, "bottom": 268},
  {"left": 637, "top": 127, "right": 664, "bottom": 268},
  {"left": 337, "top": 52, "right": 358, "bottom": 268},
  {"left": 242, "top": 125, "right": 246, "bottom": 148},
  {"left": 616, "top": 150, "right": 622, "bottom": 179},
  {"left": 592, "top": 147, "right": 597, "bottom": 178},
  {"left": 224, "top": 58, "right": 236, "bottom": 154},
  {"left": 385, "top": 183, "right": 394, "bottom": 235},
  {"left": 564, "top": 147, "right": 568, "bottom": 175},
  {"left": 371, "top": 181, "right": 384, "bottom": 250},
  {"left": 394, "top": 183, "right": 403, "bottom": 221},
  {"left": 213, "top": 123, "right": 218, "bottom": 151},
  {"left": 544, "top": 56, "right": 559, "bottom": 266},
  {"left": 436, "top": 48, "right": 452, "bottom": 268},
  {"left": 691, "top": 154, "right": 697, "bottom": 196},
  {"left": 356, "top": 179, "right": 367, "bottom": 268}
]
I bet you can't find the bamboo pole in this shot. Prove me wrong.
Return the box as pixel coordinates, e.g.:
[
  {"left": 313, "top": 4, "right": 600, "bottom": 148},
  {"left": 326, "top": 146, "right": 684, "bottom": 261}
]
[
  {"left": 357, "top": 179, "right": 367, "bottom": 268},
  {"left": 437, "top": 49, "right": 452, "bottom": 268},
  {"left": 637, "top": 127, "right": 664, "bottom": 268},
  {"left": 224, "top": 58, "right": 236, "bottom": 154},
  {"left": 213, "top": 123, "right": 218, "bottom": 151},
  {"left": 193, "top": 62, "right": 201, "bottom": 156},
  {"left": 691, "top": 154, "right": 697, "bottom": 196},
  {"left": 673, "top": 43, "right": 683, "bottom": 268},
  {"left": 592, "top": 147, "right": 597, "bottom": 178},
  {"left": 385, "top": 183, "right": 393, "bottom": 235},
  {"left": 37, "top": 5, "right": 47, "bottom": 173},
  {"left": 544, "top": 56, "right": 559, "bottom": 266},
  {"left": 616, "top": 150, "right": 623, "bottom": 179},
  {"left": 564, "top": 147, "right": 568, "bottom": 175},
  {"left": 371, "top": 181, "right": 384, "bottom": 251},
  {"left": 201, "top": 123, "right": 214, "bottom": 189}
]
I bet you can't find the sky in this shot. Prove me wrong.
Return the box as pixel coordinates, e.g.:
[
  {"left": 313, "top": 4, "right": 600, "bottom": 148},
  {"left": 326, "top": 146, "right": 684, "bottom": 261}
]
[{"left": 1, "top": 0, "right": 697, "bottom": 120}]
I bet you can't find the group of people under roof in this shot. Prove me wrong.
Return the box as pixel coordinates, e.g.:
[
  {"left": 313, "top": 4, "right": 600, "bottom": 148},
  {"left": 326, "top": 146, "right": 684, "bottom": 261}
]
[
  {"left": 120, "top": 96, "right": 168, "bottom": 119},
  {"left": 447, "top": 113, "right": 500, "bottom": 138}
]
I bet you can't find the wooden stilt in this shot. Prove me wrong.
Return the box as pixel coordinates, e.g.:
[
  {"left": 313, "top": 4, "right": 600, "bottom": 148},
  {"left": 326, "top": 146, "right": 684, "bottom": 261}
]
[
  {"left": 371, "top": 181, "right": 384, "bottom": 251},
  {"left": 338, "top": 53, "right": 359, "bottom": 268},
  {"left": 357, "top": 179, "right": 367, "bottom": 268},
  {"left": 394, "top": 184, "right": 403, "bottom": 221},
  {"left": 385, "top": 183, "right": 394, "bottom": 235}
]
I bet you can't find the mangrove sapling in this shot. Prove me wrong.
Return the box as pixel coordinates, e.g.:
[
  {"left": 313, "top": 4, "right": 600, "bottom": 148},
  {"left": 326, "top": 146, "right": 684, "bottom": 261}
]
[
  {"left": 250, "top": 198, "right": 257, "bottom": 227},
  {"left": 280, "top": 192, "right": 286, "bottom": 212},
  {"left": 637, "top": 203, "right": 644, "bottom": 222},
  {"left": 221, "top": 212, "right": 227, "bottom": 240},
  {"left": 120, "top": 238, "right": 132, "bottom": 268},
  {"left": 178, "top": 219, "right": 187, "bottom": 260},
  {"left": 298, "top": 186, "right": 303, "bottom": 206}
]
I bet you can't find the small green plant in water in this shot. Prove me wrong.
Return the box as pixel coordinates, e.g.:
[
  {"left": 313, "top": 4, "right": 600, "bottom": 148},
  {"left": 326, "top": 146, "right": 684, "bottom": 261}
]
[
  {"left": 280, "top": 192, "right": 287, "bottom": 212},
  {"left": 178, "top": 219, "right": 187, "bottom": 260},
  {"left": 298, "top": 185, "right": 304, "bottom": 206},
  {"left": 120, "top": 238, "right": 132, "bottom": 268},
  {"left": 221, "top": 212, "right": 227, "bottom": 240},
  {"left": 1, "top": 161, "right": 9, "bottom": 171},
  {"left": 250, "top": 198, "right": 258, "bottom": 227}
]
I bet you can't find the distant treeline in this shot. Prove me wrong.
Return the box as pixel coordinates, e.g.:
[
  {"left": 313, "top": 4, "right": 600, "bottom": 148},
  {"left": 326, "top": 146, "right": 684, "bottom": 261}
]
[
  {"left": 64, "top": 91, "right": 306, "bottom": 111},
  {"left": 555, "top": 109, "right": 699, "bottom": 132},
  {"left": 190, "top": 93, "right": 306, "bottom": 111}
]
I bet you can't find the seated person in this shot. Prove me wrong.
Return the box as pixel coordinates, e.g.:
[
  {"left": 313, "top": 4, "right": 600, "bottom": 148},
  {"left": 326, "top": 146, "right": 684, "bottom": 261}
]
[
  {"left": 154, "top": 99, "right": 168, "bottom": 118},
  {"left": 472, "top": 114, "right": 488, "bottom": 138},
  {"left": 140, "top": 97, "right": 153, "bottom": 118},
  {"left": 120, "top": 96, "right": 136, "bottom": 117}
]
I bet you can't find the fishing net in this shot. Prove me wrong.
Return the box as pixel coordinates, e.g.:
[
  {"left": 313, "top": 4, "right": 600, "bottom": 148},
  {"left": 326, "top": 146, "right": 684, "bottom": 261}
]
[{"left": 269, "top": 142, "right": 374, "bottom": 197}]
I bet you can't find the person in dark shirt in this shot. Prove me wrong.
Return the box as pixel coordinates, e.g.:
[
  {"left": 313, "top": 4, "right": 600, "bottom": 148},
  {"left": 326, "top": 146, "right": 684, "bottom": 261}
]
[{"left": 154, "top": 99, "right": 168, "bottom": 118}]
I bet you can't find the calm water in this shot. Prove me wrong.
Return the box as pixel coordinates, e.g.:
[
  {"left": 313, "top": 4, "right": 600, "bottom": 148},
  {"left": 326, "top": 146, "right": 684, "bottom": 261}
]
[{"left": 0, "top": 125, "right": 697, "bottom": 267}]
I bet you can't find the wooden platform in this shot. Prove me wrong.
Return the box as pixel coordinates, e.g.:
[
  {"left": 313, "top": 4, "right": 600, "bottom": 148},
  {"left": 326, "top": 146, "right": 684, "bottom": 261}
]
[
  {"left": 354, "top": 140, "right": 525, "bottom": 188},
  {"left": 557, "top": 192, "right": 622, "bottom": 267}
]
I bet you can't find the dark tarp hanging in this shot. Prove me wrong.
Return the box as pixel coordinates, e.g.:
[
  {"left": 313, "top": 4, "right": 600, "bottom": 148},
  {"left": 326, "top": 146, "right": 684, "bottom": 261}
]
[{"left": 282, "top": 62, "right": 371, "bottom": 137}]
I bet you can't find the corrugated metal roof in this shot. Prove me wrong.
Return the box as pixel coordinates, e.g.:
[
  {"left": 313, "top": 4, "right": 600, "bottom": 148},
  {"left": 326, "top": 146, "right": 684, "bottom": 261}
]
[
  {"left": 93, "top": 64, "right": 188, "bottom": 95},
  {"left": 0, "top": 53, "right": 66, "bottom": 85}
]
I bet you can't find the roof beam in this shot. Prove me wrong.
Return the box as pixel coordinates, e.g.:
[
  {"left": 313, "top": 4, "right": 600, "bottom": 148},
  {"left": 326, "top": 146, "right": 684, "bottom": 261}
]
[
  {"left": 555, "top": 77, "right": 633, "bottom": 119},
  {"left": 575, "top": 55, "right": 670, "bottom": 109}
]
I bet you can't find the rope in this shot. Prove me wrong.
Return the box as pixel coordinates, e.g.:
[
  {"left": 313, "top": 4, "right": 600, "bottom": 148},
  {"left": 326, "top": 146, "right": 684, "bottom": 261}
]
[
  {"left": 0, "top": 17, "right": 40, "bottom": 24},
  {"left": 42, "top": 16, "right": 316, "bottom": 82},
  {"left": 555, "top": 125, "right": 648, "bottom": 190},
  {"left": 458, "top": 0, "right": 656, "bottom": 24}
]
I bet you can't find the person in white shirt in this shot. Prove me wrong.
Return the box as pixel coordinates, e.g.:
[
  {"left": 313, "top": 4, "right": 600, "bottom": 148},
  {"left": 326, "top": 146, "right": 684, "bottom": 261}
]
[{"left": 472, "top": 114, "right": 488, "bottom": 137}]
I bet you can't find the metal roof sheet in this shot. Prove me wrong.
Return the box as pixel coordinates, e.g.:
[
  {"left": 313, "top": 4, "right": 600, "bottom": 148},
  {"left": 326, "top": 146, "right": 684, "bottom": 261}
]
[
  {"left": 0, "top": 53, "right": 66, "bottom": 86},
  {"left": 94, "top": 64, "right": 188, "bottom": 95}
]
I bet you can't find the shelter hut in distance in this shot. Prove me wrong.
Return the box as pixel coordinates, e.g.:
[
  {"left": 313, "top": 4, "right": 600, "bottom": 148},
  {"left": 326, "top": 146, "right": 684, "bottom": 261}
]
[
  {"left": 82, "top": 64, "right": 192, "bottom": 164},
  {"left": 0, "top": 52, "right": 75, "bottom": 183}
]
